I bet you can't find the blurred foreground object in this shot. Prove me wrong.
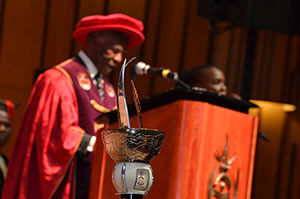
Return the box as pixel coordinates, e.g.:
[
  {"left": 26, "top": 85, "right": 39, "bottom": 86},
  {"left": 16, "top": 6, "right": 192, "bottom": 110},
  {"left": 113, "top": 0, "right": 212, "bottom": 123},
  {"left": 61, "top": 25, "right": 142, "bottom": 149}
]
[{"left": 101, "top": 59, "right": 165, "bottom": 199}]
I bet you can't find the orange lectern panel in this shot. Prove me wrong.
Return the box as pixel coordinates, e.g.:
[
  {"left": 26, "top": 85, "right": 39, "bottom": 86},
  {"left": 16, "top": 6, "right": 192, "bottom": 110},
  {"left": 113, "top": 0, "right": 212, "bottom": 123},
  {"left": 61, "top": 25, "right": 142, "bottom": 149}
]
[{"left": 90, "top": 100, "right": 258, "bottom": 199}]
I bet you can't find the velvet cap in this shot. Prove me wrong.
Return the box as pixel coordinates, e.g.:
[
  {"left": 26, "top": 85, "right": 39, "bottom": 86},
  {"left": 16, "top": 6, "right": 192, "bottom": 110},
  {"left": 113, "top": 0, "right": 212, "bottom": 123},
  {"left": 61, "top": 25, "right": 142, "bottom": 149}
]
[
  {"left": 0, "top": 99, "right": 15, "bottom": 120},
  {"left": 73, "top": 13, "right": 145, "bottom": 49}
]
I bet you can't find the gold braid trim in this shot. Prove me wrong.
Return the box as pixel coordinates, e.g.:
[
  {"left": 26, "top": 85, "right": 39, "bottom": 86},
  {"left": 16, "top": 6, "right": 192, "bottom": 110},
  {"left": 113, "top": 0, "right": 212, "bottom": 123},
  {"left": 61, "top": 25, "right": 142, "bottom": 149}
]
[
  {"left": 53, "top": 58, "right": 75, "bottom": 86},
  {"left": 112, "top": 105, "right": 117, "bottom": 110},
  {"left": 70, "top": 126, "right": 85, "bottom": 133},
  {"left": 49, "top": 126, "right": 84, "bottom": 198},
  {"left": 90, "top": 99, "right": 112, "bottom": 113}
]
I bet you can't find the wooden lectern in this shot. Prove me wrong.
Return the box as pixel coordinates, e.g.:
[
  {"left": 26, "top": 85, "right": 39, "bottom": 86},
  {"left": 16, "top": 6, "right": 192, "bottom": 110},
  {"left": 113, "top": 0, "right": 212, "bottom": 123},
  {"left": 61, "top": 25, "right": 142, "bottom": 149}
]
[{"left": 90, "top": 89, "right": 259, "bottom": 199}]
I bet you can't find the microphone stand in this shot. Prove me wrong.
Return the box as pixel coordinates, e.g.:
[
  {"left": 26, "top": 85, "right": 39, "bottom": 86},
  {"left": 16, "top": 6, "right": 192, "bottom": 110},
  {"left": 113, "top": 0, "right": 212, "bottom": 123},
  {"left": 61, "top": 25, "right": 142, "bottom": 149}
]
[{"left": 174, "top": 78, "right": 192, "bottom": 91}]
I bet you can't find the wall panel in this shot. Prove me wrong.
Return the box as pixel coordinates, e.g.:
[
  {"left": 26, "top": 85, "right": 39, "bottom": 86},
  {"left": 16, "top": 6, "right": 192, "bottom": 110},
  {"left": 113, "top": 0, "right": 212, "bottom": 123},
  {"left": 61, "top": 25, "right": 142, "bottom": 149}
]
[
  {"left": 225, "top": 28, "right": 247, "bottom": 96},
  {"left": 77, "top": 0, "right": 105, "bottom": 19},
  {"left": 181, "top": 0, "right": 210, "bottom": 71},
  {"left": 252, "top": 31, "right": 274, "bottom": 100},
  {"left": 268, "top": 33, "right": 288, "bottom": 101},
  {"left": 283, "top": 36, "right": 300, "bottom": 104},
  {"left": 0, "top": 0, "right": 6, "bottom": 55},
  {"left": 151, "top": 0, "right": 188, "bottom": 95},
  {"left": 41, "top": 0, "right": 77, "bottom": 68},
  {"left": 108, "top": 0, "right": 146, "bottom": 20},
  {"left": 0, "top": 0, "right": 47, "bottom": 156},
  {"left": 233, "top": 29, "right": 247, "bottom": 95},
  {"left": 287, "top": 39, "right": 300, "bottom": 107},
  {"left": 211, "top": 23, "right": 232, "bottom": 73},
  {"left": 134, "top": 0, "right": 162, "bottom": 99},
  {"left": 251, "top": 31, "right": 265, "bottom": 100}
]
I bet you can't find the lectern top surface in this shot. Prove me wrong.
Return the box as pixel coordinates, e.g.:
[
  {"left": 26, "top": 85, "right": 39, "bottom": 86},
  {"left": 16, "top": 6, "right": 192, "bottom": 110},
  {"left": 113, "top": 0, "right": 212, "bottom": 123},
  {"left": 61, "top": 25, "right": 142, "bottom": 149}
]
[{"left": 101, "top": 88, "right": 258, "bottom": 123}]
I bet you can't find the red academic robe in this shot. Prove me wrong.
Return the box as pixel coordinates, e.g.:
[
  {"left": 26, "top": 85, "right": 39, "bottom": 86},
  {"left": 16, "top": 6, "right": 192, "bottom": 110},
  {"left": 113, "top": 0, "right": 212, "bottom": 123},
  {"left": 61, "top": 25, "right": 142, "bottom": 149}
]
[{"left": 2, "top": 67, "right": 84, "bottom": 198}]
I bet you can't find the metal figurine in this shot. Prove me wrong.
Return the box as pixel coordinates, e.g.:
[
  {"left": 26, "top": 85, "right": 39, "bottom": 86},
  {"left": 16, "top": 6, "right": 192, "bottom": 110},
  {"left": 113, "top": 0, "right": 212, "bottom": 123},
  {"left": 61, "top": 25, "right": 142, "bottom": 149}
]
[
  {"left": 208, "top": 136, "right": 239, "bottom": 199},
  {"left": 131, "top": 80, "right": 143, "bottom": 128},
  {"left": 117, "top": 58, "right": 132, "bottom": 128},
  {"left": 102, "top": 58, "right": 165, "bottom": 199}
]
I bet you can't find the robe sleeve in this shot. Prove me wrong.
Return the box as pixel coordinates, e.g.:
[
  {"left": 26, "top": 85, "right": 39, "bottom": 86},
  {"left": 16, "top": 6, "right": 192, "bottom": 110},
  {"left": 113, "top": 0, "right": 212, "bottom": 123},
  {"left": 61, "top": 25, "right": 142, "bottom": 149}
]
[
  {"left": 2, "top": 68, "right": 85, "bottom": 199},
  {"left": 34, "top": 69, "right": 85, "bottom": 198}
]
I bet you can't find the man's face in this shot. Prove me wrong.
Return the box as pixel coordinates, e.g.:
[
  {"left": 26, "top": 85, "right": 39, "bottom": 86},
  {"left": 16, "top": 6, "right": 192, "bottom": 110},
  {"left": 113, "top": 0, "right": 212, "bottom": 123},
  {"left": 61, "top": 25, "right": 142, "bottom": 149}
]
[
  {"left": 86, "top": 31, "right": 129, "bottom": 75},
  {"left": 0, "top": 112, "right": 11, "bottom": 147},
  {"left": 193, "top": 67, "right": 227, "bottom": 95}
]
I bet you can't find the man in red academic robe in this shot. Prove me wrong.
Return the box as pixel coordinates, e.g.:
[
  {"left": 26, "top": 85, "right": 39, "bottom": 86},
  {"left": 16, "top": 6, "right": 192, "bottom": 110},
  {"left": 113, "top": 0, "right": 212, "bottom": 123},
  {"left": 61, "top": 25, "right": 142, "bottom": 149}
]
[{"left": 2, "top": 14, "right": 144, "bottom": 199}]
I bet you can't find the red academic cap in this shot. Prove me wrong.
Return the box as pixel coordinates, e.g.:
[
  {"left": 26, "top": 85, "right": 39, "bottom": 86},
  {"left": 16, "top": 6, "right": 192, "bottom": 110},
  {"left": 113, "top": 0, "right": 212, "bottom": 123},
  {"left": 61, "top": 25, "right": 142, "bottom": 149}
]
[
  {"left": 0, "top": 99, "right": 15, "bottom": 120},
  {"left": 73, "top": 13, "right": 145, "bottom": 49}
]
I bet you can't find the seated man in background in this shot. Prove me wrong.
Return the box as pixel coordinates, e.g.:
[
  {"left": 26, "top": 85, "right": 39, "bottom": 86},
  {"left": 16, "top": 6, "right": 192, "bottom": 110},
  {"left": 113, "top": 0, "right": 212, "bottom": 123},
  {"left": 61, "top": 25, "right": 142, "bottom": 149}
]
[
  {"left": 3, "top": 13, "right": 144, "bottom": 199},
  {"left": 0, "top": 98, "right": 15, "bottom": 196},
  {"left": 180, "top": 64, "right": 241, "bottom": 99}
]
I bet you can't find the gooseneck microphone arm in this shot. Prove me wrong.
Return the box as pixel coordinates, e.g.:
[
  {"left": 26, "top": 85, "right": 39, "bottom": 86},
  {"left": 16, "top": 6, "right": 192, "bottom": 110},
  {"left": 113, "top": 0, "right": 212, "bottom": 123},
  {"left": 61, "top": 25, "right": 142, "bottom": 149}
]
[{"left": 175, "top": 78, "right": 192, "bottom": 90}]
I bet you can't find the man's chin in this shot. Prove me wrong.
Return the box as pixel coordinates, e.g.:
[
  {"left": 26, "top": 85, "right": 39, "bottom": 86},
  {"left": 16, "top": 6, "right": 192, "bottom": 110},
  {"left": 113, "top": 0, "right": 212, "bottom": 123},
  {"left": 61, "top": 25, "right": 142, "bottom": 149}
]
[
  {"left": 0, "top": 135, "right": 9, "bottom": 145},
  {"left": 219, "top": 91, "right": 227, "bottom": 96},
  {"left": 101, "top": 66, "right": 116, "bottom": 75}
]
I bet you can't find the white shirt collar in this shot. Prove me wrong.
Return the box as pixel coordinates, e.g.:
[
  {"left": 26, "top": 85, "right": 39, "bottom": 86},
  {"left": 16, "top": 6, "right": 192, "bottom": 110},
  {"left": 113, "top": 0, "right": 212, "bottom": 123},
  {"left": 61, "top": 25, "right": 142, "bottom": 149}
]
[{"left": 78, "top": 50, "right": 98, "bottom": 79}]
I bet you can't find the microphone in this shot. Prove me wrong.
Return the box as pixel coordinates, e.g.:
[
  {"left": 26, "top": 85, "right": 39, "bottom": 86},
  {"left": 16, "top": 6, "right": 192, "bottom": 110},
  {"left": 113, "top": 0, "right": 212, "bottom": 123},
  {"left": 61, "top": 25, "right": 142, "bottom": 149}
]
[
  {"left": 134, "top": 62, "right": 179, "bottom": 81},
  {"left": 133, "top": 61, "right": 191, "bottom": 90}
]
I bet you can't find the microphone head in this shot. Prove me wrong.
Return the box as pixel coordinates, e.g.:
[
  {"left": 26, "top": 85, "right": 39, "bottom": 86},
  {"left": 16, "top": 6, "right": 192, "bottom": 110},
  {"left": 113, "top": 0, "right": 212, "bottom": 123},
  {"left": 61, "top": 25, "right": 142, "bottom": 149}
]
[{"left": 134, "top": 62, "right": 150, "bottom": 75}]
